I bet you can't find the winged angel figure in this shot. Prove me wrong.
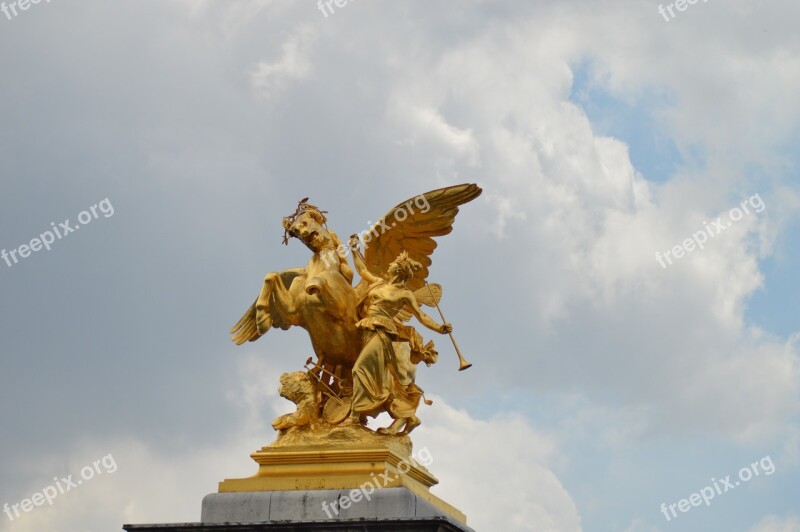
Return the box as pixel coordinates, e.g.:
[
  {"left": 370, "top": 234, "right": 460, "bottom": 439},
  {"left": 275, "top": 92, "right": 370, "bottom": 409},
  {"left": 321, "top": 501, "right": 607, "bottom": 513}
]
[{"left": 230, "top": 183, "right": 481, "bottom": 431}]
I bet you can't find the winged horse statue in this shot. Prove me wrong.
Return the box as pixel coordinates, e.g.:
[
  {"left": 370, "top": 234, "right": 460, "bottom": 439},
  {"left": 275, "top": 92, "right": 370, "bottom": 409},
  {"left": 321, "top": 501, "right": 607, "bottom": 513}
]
[{"left": 229, "top": 183, "right": 481, "bottom": 428}]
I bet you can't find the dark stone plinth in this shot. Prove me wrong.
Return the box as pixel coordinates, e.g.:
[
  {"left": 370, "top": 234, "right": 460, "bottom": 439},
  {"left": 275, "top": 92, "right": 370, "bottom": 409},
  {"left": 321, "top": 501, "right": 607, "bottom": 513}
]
[
  {"left": 122, "top": 516, "right": 471, "bottom": 531},
  {"left": 123, "top": 488, "right": 474, "bottom": 531},
  {"left": 201, "top": 489, "right": 459, "bottom": 523}
]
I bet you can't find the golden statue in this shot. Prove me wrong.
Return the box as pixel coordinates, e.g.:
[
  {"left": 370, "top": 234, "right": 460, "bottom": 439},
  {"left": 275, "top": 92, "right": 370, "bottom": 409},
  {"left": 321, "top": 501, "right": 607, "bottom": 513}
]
[
  {"left": 220, "top": 183, "right": 481, "bottom": 524},
  {"left": 230, "top": 183, "right": 479, "bottom": 432},
  {"left": 345, "top": 247, "right": 451, "bottom": 430}
]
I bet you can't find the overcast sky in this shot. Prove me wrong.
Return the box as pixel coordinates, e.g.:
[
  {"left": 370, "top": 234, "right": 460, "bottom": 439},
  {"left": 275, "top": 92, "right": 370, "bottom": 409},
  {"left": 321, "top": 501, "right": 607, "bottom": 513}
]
[{"left": 1, "top": 1, "right": 799, "bottom": 531}]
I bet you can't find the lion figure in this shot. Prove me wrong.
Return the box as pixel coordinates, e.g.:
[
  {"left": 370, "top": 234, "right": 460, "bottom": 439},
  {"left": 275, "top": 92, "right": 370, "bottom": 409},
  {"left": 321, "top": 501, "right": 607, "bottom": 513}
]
[{"left": 271, "top": 371, "right": 319, "bottom": 432}]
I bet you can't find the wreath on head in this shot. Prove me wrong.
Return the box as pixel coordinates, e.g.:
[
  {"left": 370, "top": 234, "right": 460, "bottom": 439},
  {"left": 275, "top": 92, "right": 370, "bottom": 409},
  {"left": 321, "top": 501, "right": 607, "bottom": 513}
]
[{"left": 282, "top": 198, "right": 329, "bottom": 245}]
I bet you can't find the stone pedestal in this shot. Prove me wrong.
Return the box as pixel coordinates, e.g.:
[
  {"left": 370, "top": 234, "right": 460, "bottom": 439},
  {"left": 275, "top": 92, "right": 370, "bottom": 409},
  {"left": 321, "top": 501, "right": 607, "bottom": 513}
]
[
  {"left": 216, "top": 446, "right": 463, "bottom": 523},
  {"left": 124, "top": 515, "right": 471, "bottom": 531},
  {"left": 203, "top": 488, "right": 463, "bottom": 522},
  {"left": 123, "top": 428, "right": 473, "bottom": 531},
  {"left": 123, "top": 487, "right": 474, "bottom": 531}
]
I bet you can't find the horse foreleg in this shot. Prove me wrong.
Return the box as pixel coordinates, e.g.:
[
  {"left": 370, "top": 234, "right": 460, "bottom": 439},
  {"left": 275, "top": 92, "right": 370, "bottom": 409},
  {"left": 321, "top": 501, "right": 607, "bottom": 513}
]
[
  {"left": 264, "top": 272, "right": 301, "bottom": 326},
  {"left": 254, "top": 281, "right": 274, "bottom": 334}
]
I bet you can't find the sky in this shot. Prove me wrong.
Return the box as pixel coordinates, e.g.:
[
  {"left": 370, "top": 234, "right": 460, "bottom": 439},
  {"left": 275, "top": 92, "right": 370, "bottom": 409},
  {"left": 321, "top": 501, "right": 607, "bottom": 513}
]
[{"left": 0, "top": 1, "right": 799, "bottom": 531}]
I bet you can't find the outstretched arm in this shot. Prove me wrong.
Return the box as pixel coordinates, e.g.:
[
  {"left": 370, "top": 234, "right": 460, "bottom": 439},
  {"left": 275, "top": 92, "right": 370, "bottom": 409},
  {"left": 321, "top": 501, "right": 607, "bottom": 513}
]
[
  {"left": 349, "top": 234, "right": 381, "bottom": 284},
  {"left": 403, "top": 291, "right": 452, "bottom": 334}
]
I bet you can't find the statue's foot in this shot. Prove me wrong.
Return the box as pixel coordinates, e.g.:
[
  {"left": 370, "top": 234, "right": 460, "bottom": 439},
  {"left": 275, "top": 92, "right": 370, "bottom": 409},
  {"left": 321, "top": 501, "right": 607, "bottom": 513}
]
[
  {"left": 376, "top": 427, "right": 398, "bottom": 435},
  {"left": 401, "top": 417, "right": 420, "bottom": 435}
]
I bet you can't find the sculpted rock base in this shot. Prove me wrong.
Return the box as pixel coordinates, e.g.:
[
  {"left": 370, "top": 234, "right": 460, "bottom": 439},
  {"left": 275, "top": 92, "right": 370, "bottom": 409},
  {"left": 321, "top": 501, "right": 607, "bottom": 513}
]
[{"left": 270, "top": 423, "right": 413, "bottom": 458}]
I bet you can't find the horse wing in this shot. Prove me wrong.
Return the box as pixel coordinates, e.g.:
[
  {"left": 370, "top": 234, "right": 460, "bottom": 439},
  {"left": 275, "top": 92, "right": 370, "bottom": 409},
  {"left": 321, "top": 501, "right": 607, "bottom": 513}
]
[
  {"left": 230, "top": 270, "right": 301, "bottom": 345},
  {"left": 362, "top": 183, "right": 481, "bottom": 292}
]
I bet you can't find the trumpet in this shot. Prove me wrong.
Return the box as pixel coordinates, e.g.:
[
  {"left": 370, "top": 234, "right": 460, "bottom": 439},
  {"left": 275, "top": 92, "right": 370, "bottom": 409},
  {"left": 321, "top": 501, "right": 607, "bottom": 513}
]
[{"left": 424, "top": 282, "right": 472, "bottom": 371}]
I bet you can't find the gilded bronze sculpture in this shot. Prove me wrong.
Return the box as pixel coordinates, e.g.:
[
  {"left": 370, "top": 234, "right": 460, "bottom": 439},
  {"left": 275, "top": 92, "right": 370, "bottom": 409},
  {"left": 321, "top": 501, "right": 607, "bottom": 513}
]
[
  {"left": 230, "top": 183, "right": 480, "bottom": 435},
  {"left": 219, "top": 184, "right": 481, "bottom": 524}
]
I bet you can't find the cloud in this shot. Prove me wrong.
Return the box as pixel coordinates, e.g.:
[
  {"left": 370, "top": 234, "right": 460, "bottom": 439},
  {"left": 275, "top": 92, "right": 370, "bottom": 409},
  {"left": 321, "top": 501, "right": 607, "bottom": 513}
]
[
  {"left": 749, "top": 515, "right": 800, "bottom": 532},
  {"left": 367, "top": 3, "right": 800, "bottom": 441},
  {"left": 2, "top": 0, "right": 800, "bottom": 529},
  {"left": 251, "top": 26, "right": 316, "bottom": 98},
  {"left": 622, "top": 517, "right": 662, "bottom": 532},
  {"left": 1, "top": 356, "right": 579, "bottom": 532},
  {"left": 411, "top": 399, "right": 581, "bottom": 532}
]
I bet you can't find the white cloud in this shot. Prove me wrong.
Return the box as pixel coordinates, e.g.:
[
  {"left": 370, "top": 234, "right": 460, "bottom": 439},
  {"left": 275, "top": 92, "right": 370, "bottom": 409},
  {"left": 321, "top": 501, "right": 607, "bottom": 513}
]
[
  {"left": 622, "top": 517, "right": 662, "bottom": 532},
  {"left": 2, "top": 0, "right": 800, "bottom": 529},
  {"left": 412, "top": 399, "right": 581, "bottom": 532},
  {"left": 251, "top": 26, "right": 316, "bottom": 98},
  {"left": 389, "top": 103, "right": 480, "bottom": 169},
  {"left": 750, "top": 515, "right": 800, "bottom": 532},
  {"left": 1, "top": 356, "right": 579, "bottom": 532},
  {"left": 369, "top": 2, "right": 800, "bottom": 441}
]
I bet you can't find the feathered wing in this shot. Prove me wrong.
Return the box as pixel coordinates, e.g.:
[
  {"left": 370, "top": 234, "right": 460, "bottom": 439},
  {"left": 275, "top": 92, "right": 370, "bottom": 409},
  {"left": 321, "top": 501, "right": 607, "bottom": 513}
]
[
  {"left": 362, "top": 183, "right": 482, "bottom": 291},
  {"left": 395, "top": 283, "right": 442, "bottom": 323},
  {"left": 229, "top": 270, "right": 301, "bottom": 345},
  {"left": 413, "top": 283, "right": 442, "bottom": 307}
]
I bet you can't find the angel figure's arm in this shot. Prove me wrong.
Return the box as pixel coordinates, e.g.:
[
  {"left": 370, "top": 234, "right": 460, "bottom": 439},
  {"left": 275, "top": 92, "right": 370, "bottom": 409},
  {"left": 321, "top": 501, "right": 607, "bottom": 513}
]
[
  {"left": 402, "top": 290, "right": 452, "bottom": 335},
  {"left": 348, "top": 234, "right": 381, "bottom": 284}
]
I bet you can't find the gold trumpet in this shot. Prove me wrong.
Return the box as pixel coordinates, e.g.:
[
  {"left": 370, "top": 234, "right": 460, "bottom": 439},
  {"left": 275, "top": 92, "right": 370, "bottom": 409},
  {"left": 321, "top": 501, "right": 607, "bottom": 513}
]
[{"left": 425, "top": 282, "right": 472, "bottom": 371}]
